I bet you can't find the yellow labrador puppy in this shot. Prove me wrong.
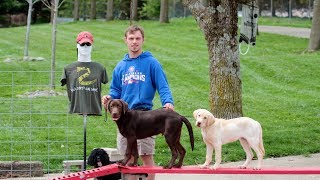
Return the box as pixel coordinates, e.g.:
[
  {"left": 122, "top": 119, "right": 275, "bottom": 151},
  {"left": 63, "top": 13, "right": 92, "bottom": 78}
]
[{"left": 193, "top": 109, "right": 265, "bottom": 170}]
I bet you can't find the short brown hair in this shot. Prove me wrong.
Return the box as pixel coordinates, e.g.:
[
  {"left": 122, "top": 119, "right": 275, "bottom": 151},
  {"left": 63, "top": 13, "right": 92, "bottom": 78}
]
[{"left": 124, "top": 25, "right": 144, "bottom": 39}]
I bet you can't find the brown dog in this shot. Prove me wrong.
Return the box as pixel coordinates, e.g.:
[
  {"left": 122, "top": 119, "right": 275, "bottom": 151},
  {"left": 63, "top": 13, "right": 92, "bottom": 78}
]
[{"left": 106, "top": 99, "right": 194, "bottom": 169}]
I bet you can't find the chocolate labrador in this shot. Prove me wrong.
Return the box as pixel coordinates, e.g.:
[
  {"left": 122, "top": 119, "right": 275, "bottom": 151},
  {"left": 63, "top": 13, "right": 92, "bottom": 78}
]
[{"left": 105, "top": 99, "right": 194, "bottom": 169}]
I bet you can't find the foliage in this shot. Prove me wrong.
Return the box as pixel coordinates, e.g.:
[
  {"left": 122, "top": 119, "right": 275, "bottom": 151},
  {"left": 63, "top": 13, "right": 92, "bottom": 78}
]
[
  {"left": 0, "top": 0, "right": 26, "bottom": 14},
  {"left": 0, "top": 17, "right": 319, "bottom": 172},
  {"left": 140, "top": 0, "right": 161, "bottom": 20}
]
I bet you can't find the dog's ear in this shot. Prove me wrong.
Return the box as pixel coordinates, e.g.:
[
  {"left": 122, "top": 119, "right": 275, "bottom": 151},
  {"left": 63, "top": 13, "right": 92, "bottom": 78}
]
[
  {"left": 120, "top": 99, "right": 129, "bottom": 114},
  {"left": 87, "top": 148, "right": 97, "bottom": 166},
  {"left": 206, "top": 112, "right": 215, "bottom": 126},
  {"left": 100, "top": 149, "right": 111, "bottom": 165},
  {"left": 193, "top": 109, "right": 200, "bottom": 119},
  {"left": 106, "top": 99, "right": 113, "bottom": 113}
]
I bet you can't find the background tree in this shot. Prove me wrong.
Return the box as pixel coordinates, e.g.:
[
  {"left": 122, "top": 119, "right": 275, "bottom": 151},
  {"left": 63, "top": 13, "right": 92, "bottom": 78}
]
[
  {"left": 160, "top": 0, "right": 169, "bottom": 23},
  {"left": 73, "top": 0, "right": 80, "bottom": 21},
  {"left": 106, "top": 0, "right": 114, "bottom": 20},
  {"left": 130, "top": 0, "right": 138, "bottom": 21},
  {"left": 90, "top": 0, "right": 97, "bottom": 20},
  {"left": 24, "top": 0, "right": 40, "bottom": 60},
  {"left": 308, "top": 0, "right": 320, "bottom": 51},
  {"left": 42, "top": 0, "right": 65, "bottom": 89},
  {"left": 182, "top": 0, "right": 254, "bottom": 119}
]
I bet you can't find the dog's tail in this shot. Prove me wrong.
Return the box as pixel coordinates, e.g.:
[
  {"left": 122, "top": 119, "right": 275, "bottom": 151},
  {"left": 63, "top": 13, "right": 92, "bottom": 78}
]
[{"left": 181, "top": 116, "right": 195, "bottom": 151}]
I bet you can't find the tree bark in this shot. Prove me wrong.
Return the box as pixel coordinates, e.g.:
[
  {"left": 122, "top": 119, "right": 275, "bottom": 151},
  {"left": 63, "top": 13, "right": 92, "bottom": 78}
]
[
  {"left": 130, "top": 0, "right": 138, "bottom": 22},
  {"left": 50, "top": 0, "right": 54, "bottom": 23},
  {"left": 182, "top": 0, "right": 252, "bottom": 119},
  {"left": 106, "top": 0, "right": 114, "bottom": 21},
  {"left": 90, "top": 0, "right": 96, "bottom": 20},
  {"left": 24, "top": 0, "right": 33, "bottom": 60},
  {"left": 308, "top": 0, "right": 320, "bottom": 51},
  {"left": 50, "top": 0, "right": 59, "bottom": 89},
  {"left": 73, "top": 0, "right": 80, "bottom": 21},
  {"left": 160, "top": 0, "right": 169, "bottom": 23}
]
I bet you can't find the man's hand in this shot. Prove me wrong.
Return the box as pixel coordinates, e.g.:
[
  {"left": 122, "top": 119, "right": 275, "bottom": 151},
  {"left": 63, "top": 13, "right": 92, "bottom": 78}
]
[
  {"left": 102, "top": 95, "right": 112, "bottom": 108},
  {"left": 163, "top": 103, "right": 174, "bottom": 111}
]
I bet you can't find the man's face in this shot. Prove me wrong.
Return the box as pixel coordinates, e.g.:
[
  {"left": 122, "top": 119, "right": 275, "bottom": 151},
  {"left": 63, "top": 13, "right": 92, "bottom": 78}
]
[{"left": 124, "top": 31, "right": 144, "bottom": 53}]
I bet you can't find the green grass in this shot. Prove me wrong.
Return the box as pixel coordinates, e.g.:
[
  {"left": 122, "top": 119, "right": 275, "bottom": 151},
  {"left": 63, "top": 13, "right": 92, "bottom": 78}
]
[
  {"left": 0, "top": 17, "right": 319, "bottom": 173},
  {"left": 258, "top": 16, "right": 312, "bottom": 28}
]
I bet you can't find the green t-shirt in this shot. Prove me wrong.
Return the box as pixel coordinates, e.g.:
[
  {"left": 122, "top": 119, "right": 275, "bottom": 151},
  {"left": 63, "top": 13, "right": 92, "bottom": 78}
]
[{"left": 61, "top": 61, "right": 108, "bottom": 115}]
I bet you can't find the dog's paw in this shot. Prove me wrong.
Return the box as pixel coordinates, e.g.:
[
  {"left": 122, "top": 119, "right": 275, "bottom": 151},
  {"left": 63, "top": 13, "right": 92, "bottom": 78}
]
[
  {"left": 209, "top": 164, "right": 219, "bottom": 170},
  {"left": 238, "top": 165, "right": 247, "bottom": 169},
  {"left": 199, "top": 164, "right": 209, "bottom": 169},
  {"left": 163, "top": 164, "right": 173, "bottom": 169},
  {"left": 120, "top": 160, "right": 127, "bottom": 166},
  {"left": 173, "top": 163, "right": 182, "bottom": 168},
  {"left": 128, "top": 163, "right": 138, "bottom": 167},
  {"left": 253, "top": 166, "right": 262, "bottom": 170}
]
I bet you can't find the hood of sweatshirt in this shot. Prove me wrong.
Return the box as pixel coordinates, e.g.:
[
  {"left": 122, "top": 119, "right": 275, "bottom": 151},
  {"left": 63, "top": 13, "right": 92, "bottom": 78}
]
[{"left": 122, "top": 51, "right": 153, "bottom": 61}]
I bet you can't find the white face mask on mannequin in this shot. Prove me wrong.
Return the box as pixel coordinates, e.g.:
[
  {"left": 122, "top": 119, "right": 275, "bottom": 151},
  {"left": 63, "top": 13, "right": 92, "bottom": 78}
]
[{"left": 77, "top": 43, "right": 92, "bottom": 62}]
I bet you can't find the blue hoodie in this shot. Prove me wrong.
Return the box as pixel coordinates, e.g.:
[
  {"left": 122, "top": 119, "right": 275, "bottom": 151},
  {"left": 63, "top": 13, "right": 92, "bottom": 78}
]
[{"left": 109, "top": 51, "right": 174, "bottom": 110}]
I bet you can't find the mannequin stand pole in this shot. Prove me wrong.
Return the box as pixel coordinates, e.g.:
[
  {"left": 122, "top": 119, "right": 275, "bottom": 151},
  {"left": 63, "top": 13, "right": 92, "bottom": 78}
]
[{"left": 83, "top": 114, "right": 87, "bottom": 171}]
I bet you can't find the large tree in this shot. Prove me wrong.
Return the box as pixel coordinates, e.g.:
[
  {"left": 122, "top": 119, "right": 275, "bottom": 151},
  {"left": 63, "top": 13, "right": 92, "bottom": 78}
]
[
  {"left": 160, "top": 0, "right": 169, "bottom": 23},
  {"left": 308, "top": 0, "right": 320, "bottom": 51},
  {"left": 73, "top": 0, "right": 80, "bottom": 21},
  {"left": 130, "top": 0, "right": 138, "bottom": 21},
  {"left": 106, "top": 0, "right": 114, "bottom": 20},
  {"left": 90, "top": 0, "right": 96, "bottom": 20},
  {"left": 182, "top": 0, "right": 253, "bottom": 119}
]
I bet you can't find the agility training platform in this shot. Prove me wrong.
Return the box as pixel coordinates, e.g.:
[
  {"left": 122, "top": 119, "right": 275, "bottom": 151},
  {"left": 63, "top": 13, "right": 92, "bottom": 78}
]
[{"left": 51, "top": 164, "right": 320, "bottom": 180}]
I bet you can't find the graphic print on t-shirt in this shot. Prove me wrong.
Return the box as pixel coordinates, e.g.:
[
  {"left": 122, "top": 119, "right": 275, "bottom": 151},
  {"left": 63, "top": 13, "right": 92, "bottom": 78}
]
[
  {"left": 122, "top": 66, "right": 145, "bottom": 85},
  {"left": 77, "top": 67, "right": 97, "bottom": 85}
]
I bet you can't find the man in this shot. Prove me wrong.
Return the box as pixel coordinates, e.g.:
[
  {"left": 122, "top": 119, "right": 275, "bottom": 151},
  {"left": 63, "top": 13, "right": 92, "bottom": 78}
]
[{"left": 102, "top": 25, "right": 174, "bottom": 180}]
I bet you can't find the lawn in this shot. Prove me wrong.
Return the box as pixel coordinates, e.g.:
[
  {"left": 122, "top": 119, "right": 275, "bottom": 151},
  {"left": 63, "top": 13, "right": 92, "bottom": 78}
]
[{"left": 0, "top": 17, "right": 319, "bottom": 173}]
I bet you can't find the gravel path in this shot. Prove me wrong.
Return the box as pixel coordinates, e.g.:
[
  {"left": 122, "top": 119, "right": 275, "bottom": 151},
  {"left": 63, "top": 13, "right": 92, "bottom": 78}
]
[{"left": 258, "top": 25, "right": 311, "bottom": 38}]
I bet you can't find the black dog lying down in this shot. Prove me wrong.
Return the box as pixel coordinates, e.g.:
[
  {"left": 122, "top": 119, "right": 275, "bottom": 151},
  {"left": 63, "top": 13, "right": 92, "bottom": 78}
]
[
  {"left": 106, "top": 99, "right": 194, "bottom": 169},
  {"left": 87, "top": 148, "right": 121, "bottom": 180}
]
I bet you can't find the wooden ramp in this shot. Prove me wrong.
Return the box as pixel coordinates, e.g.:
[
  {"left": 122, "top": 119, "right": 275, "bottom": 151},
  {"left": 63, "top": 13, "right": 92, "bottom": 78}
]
[{"left": 50, "top": 165, "right": 320, "bottom": 180}]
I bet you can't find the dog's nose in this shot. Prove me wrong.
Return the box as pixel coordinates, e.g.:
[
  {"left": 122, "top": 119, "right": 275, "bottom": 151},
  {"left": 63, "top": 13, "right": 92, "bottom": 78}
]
[{"left": 196, "top": 122, "right": 201, "bottom": 127}]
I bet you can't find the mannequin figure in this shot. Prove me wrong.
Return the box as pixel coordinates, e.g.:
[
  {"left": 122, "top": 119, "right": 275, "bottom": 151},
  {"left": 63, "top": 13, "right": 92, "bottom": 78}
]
[
  {"left": 76, "top": 31, "right": 93, "bottom": 62},
  {"left": 61, "top": 31, "right": 108, "bottom": 115}
]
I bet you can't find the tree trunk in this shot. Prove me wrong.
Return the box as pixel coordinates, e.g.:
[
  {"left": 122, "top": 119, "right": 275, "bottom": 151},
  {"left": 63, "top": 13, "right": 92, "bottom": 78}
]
[
  {"left": 90, "top": 0, "right": 97, "bottom": 20},
  {"left": 160, "top": 0, "right": 169, "bottom": 23},
  {"left": 308, "top": 0, "right": 320, "bottom": 51},
  {"left": 130, "top": 0, "right": 138, "bottom": 22},
  {"left": 50, "top": 0, "right": 59, "bottom": 89},
  {"left": 50, "top": 0, "right": 54, "bottom": 23},
  {"left": 24, "top": 0, "right": 33, "bottom": 60},
  {"left": 183, "top": 0, "right": 249, "bottom": 119},
  {"left": 83, "top": 0, "right": 87, "bottom": 21},
  {"left": 73, "top": 0, "right": 80, "bottom": 21},
  {"left": 106, "top": 0, "right": 114, "bottom": 21}
]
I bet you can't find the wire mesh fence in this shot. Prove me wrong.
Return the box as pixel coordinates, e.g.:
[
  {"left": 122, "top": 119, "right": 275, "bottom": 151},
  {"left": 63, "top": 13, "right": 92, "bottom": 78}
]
[{"left": 0, "top": 71, "right": 87, "bottom": 179}]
